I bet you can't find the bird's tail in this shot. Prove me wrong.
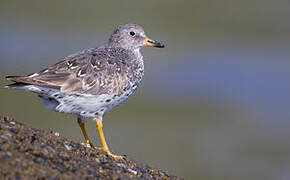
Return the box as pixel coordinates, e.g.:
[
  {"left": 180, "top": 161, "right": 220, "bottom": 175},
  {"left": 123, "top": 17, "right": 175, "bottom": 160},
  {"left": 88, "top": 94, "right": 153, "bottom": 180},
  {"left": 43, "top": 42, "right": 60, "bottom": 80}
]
[{"left": 5, "top": 75, "right": 31, "bottom": 89}]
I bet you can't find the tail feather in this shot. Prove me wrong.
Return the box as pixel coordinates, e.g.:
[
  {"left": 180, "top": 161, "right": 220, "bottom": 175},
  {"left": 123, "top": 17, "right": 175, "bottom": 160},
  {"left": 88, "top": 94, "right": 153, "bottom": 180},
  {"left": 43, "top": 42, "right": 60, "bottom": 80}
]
[
  {"left": 6, "top": 75, "right": 27, "bottom": 82},
  {"left": 5, "top": 75, "right": 31, "bottom": 89},
  {"left": 5, "top": 74, "right": 60, "bottom": 90},
  {"left": 6, "top": 75, "right": 22, "bottom": 79},
  {"left": 6, "top": 75, "right": 17, "bottom": 79},
  {"left": 5, "top": 82, "right": 30, "bottom": 89}
]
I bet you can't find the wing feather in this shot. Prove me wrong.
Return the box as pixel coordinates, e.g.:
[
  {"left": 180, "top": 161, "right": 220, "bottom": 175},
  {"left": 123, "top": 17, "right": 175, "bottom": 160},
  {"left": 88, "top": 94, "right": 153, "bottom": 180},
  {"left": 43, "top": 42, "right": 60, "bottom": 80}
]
[{"left": 6, "top": 47, "right": 133, "bottom": 95}]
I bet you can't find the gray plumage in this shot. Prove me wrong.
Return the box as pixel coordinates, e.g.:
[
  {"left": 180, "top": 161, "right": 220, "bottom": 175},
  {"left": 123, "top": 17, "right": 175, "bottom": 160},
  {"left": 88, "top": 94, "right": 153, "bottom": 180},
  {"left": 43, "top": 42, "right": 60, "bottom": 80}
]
[{"left": 6, "top": 24, "right": 164, "bottom": 118}]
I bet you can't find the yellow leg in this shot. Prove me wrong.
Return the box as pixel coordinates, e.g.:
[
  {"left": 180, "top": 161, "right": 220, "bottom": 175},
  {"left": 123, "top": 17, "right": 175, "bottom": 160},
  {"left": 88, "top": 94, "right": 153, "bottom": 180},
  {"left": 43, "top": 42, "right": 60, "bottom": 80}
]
[
  {"left": 96, "top": 120, "right": 123, "bottom": 159},
  {"left": 77, "top": 117, "right": 97, "bottom": 149}
]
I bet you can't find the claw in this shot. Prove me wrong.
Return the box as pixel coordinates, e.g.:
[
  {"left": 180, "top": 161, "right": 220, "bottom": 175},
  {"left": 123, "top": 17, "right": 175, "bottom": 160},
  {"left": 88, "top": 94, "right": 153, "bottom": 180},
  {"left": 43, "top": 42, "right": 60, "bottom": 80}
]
[
  {"left": 109, "top": 154, "right": 124, "bottom": 160},
  {"left": 99, "top": 147, "right": 123, "bottom": 159}
]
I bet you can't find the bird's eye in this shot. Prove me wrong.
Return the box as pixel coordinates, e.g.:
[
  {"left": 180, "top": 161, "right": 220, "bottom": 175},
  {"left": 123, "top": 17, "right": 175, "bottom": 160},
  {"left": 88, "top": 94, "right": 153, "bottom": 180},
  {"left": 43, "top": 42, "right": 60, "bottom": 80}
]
[{"left": 129, "top": 31, "right": 136, "bottom": 36}]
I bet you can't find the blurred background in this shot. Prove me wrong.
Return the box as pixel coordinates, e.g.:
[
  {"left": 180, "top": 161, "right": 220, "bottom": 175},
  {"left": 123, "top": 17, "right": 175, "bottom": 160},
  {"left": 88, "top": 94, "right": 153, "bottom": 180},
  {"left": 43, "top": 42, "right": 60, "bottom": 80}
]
[{"left": 1, "top": 0, "right": 290, "bottom": 179}]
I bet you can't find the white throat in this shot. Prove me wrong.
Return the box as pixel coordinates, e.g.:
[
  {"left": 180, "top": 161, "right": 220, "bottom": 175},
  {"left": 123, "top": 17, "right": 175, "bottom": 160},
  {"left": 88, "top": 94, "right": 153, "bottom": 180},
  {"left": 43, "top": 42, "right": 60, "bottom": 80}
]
[{"left": 134, "top": 48, "right": 143, "bottom": 61}]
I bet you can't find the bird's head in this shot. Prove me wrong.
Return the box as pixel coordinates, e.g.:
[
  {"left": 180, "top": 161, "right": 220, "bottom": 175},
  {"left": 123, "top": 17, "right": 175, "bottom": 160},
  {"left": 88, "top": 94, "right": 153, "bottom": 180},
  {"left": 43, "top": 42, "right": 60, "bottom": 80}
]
[{"left": 108, "top": 24, "right": 164, "bottom": 50}]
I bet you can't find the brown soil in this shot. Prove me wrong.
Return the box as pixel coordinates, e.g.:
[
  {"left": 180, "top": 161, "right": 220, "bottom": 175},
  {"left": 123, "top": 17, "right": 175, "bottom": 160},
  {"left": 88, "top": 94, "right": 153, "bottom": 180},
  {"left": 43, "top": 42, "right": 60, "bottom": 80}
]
[{"left": 0, "top": 116, "right": 181, "bottom": 180}]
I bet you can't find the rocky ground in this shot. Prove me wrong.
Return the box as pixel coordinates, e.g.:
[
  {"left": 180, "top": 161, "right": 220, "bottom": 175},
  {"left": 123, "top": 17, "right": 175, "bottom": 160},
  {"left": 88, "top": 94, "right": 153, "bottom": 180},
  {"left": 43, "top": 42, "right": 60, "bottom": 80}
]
[{"left": 0, "top": 116, "right": 181, "bottom": 180}]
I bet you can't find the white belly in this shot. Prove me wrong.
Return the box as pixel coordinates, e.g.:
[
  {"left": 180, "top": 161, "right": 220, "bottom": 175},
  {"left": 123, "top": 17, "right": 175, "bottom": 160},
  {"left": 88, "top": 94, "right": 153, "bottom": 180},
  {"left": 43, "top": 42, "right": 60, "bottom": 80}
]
[{"left": 19, "top": 85, "right": 136, "bottom": 118}]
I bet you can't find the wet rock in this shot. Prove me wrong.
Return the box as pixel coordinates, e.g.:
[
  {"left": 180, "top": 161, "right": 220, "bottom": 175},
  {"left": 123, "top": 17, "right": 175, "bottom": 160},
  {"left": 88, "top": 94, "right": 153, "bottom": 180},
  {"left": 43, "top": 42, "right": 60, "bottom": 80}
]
[{"left": 0, "top": 116, "right": 181, "bottom": 180}]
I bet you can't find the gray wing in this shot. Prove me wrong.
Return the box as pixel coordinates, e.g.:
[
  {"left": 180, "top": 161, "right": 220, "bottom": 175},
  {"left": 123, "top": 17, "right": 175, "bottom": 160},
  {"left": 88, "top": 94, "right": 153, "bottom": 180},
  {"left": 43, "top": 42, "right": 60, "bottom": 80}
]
[{"left": 6, "top": 47, "right": 133, "bottom": 95}]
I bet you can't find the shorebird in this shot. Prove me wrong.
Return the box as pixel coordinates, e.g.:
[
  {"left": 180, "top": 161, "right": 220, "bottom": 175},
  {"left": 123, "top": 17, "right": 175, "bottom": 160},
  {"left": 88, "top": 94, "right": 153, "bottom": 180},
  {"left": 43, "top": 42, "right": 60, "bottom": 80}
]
[{"left": 5, "top": 24, "right": 164, "bottom": 159}]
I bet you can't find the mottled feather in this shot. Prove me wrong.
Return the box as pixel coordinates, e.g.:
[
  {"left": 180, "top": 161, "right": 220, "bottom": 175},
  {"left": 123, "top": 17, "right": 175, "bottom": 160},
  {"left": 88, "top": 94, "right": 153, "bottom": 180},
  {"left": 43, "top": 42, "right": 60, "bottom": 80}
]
[
  {"left": 6, "top": 47, "right": 144, "bottom": 96},
  {"left": 5, "top": 23, "right": 163, "bottom": 118}
]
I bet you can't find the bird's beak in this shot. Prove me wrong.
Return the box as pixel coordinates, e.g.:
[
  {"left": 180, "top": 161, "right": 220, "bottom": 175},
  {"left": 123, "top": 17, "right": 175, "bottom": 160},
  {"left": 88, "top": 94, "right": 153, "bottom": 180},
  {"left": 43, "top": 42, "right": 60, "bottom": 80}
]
[{"left": 143, "top": 38, "right": 164, "bottom": 48}]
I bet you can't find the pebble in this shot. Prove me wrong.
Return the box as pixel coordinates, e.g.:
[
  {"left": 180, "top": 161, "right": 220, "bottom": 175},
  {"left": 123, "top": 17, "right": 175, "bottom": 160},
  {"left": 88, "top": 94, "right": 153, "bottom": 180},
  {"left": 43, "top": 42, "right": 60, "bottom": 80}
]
[
  {"left": 117, "top": 163, "right": 137, "bottom": 175},
  {"left": 128, "top": 168, "right": 138, "bottom": 175},
  {"left": 64, "top": 144, "right": 72, "bottom": 151}
]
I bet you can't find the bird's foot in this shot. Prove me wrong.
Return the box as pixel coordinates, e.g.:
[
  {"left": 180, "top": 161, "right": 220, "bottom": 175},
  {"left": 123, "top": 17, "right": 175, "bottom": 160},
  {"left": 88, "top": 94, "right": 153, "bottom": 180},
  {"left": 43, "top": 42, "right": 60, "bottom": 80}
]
[{"left": 99, "top": 147, "right": 123, "bottom": 159}]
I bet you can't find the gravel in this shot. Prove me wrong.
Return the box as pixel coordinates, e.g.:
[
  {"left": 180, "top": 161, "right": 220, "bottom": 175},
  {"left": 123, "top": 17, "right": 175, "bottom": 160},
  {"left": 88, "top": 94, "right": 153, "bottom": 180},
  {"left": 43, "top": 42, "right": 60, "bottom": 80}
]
[{"left": 0, "top": 116, "right": 181, "bottom": 180}]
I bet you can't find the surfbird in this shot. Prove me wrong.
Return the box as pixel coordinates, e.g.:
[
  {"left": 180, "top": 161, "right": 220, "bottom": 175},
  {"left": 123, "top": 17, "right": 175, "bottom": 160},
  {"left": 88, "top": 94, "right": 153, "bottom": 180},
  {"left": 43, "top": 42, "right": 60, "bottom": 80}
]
[{"left": 5, "top": 24, "right": 164, "bottom": 159}]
